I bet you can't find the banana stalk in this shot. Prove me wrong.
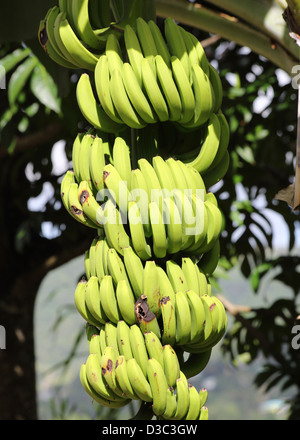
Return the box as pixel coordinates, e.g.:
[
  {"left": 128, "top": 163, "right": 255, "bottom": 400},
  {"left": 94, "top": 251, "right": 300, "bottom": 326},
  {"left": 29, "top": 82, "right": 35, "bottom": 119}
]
[{"left": 155, "top": 0, "right": 298, "bottom": 73}]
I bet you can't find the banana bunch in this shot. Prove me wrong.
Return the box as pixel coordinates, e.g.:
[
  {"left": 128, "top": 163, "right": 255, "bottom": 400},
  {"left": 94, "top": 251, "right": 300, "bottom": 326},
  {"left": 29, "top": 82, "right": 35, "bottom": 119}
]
[
  {"left": 74, "top": 239, "right": 226, "bottom": 352},
  {"left": 38, "top": 0, "right": 144, "bottom": 71},
  {"left": 81, "top": 322, "right": 210, "bottom": 419},
  {"left": 61, "top": 132, "right": 224, "bottom": 259},
  {"left": 75, "top": 16, "right": 227, "bottom": 137},
  {"left": 39, "top": 2, "right": 231, "bottom": 419}
]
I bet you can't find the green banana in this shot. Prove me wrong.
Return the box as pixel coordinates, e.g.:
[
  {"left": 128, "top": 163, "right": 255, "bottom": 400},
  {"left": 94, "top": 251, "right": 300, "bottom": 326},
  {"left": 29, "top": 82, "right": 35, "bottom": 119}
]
[
  {"left": 162, "top": 344, "right": 181, "bottom": 389},
  {"left": 76, "top": 73, "right": 126, "bottom": 133},
  {"left": 147, "top": 357, "right": 169, "bottom": 416},
  {"left": 123, "top": 246, "right": 144, "bottom": 300},
  {"left": 116, "top": 279, "right": 137, "bottom": 325}
]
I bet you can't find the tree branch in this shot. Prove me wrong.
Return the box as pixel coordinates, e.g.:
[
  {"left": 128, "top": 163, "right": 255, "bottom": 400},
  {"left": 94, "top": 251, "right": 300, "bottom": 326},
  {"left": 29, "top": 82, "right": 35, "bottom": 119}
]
[{"left": 0, "top": 121, "right": 63, "bottom": 159}]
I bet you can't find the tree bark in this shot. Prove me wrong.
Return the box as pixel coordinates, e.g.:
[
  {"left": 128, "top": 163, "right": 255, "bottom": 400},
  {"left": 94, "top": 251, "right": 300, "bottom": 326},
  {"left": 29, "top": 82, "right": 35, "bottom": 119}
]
[
  {"left": 0, "top": 237, "right": 92, "bottom": 420},
  {"left": 0, "top": 274, "right": 40, "bottom": 420}
]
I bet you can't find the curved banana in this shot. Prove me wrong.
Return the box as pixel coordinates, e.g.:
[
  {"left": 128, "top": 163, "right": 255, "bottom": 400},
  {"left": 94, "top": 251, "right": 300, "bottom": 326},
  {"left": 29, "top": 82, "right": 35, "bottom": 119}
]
[
  {"left": 80, "top": 363, "right": 129, "bottom": 408},
  {"left": 115, "top": 355, "right": 140, "bottom": 400},
  {"left": 157, "top": 266, "right": 176, "bottom": 304},
  {"left": 84, "top": 250, "right": 91, "bottom": 280},
  {"left": 42, "top": 7, "right": 78, "bottom": 69},
  {"left": 71, "top": 0, "right": 105, "bottom": 50},
  {"left": 152, "top": 155, "right": 176, "bottom": 194},
  {"left": 102, "top": 199, "right": 131, "bottom": 256},
  {"left": 166, "top": 260, "right": 189, "bottom": 294},
  {"left": 128, "top": 200, "right": 152, "bottom": 260},
  {"left": 57, "top": 12, "right": 99, "bottom": 71},
  {"left": 208, "top": 64, "right": 223, "bottom": 113},
  {"left": 123, "top": 23, "right": 144, "bottom": 86},
  {"left": 61, "top": 172, "right": 97, "bottom": 229},
  {"left": 185, "top": 384, "right": 201, "bottom": 420},
  {"left": 162, "top": 344, "right": 181, "bottom": 389},
  {"left": 183, "top": 64, "right": 215, "bottom": 129},
  {"left": 105, "top": 32, "right": 124, "bottom": 74},
  {"left": 103, "top": 162, "right": 131, "bottom": 212},
  {"left": 104, "top": 321, "right": 119, "bottom": 355},
  {"left": 173, "top": 377, "right": 190, "bottom": 420},
  {"left": 116, "top": 320, "right": 134, "bottom": 360},
  {"left": 100, "top": 345, "right": 125, "bottom": 398},
  {"left": 122, "top": 61, "right": 157, "bottom": 125},
  {"left": 85, "top": 275, "right": 108, "bottom": 325},
  {"left": 170, "top": 56, "right": 195, "bottom": 125},
  {"left": 174, "top": 291, "right": 192, "bottom": 346},
  {"left": 137, "top": 157, "right": 162, "bottom": 204},
  {"left": 155, "top": 54, "right": 182, "bottom": 122},
  {"left": 164, "top": 17, "right": 190, "bottom": 79},
  {"left": 199, "top": 387, "right": 208, "bottom": 408},
  {"left": 181, "top": 257, "right": 201, "bottom": 294},
  {"left": 78, "top": 132, "right": 95, "bottom": 189},
  {"left": 78, "top": 180, "right": 105, "bottom": 227},
  {"left": 112, "top": 136, "right": 132, "bottom": 190},
  {"left": 126, "top": 358, "right": 153, "bottom": 402},
  {"left": 148, "top": 20, "right": 172, "bottom": 70},
  {"left": 129, "top": 324, "right": 149, "bottom": 378},
  {"left": 144, "top": 331, "right": 164, "bottom": 369},
  {"left": 88, "top": 332, "right": 102, "bottom": 361},
  {"left": 147, "top": 357, "right": 169, "bottom": 416},
  {"left": 76, "top": 73, "right": 126, "bottom": 133},
  {"left": 143, "top": 260, "right": 161, "bottom": 316},
  {"left": 188, "top": 31, "right": 210, "bottom": 76},
  {"left": 160, "top": 295, "right": 176, "bottom": 347},
  {"left": 136, "top": 17, "right": 158, "bottom": 76},
  {"left": 141, "top": 57, "right": 169, "bottom": 122},
  {"left": 162, "top": 387, "right": 177, "bottom": 419},
  {"left": 89, "top": 135, "right": 106, "bottom": 193},
  {"left": 116, "top": 279, "right": 137, "bottom": 325},
  {"left": 99, "top": 274, "right": 120, "bottom": 324},
  {"left": 185, "top": 289, "right": 206, "bottom": 344},
  {"left": 123, "top": 246, "right": 144, "bottom": 300},
  {"left": 106, "top": 247, "right": 130, "bottom": 285},
  {"left": 182, "top": 113, "right": 221, "bottom": 174},
  {"left": 109, "top": 66, "right": 147, "bottom": 129},
  {"left": 85, "top": 352, "right": 126, "bottom": 402},
  {"left": 88, "top": 236, "right": 101, "bottom": 278},
  {"left": 199, "top": 406, "right": 209, "bottom": 420},
  {"left": 74, "top": 278, "right": 100, "bottom": 327},
  {"left": 130, "top": 168, "right": 152, "bottom": 238},
  {"left": 71, "top": 133, "right": 83, "bottom": 183},
  {"left": 149, "top": 200, "right": 167, "bottom": 259},
  {"left": 94, "top": 55, "right": 124, "bottom": 124},
  {"left": 178, "top": 26, "right": 199, "bottom": 72}
]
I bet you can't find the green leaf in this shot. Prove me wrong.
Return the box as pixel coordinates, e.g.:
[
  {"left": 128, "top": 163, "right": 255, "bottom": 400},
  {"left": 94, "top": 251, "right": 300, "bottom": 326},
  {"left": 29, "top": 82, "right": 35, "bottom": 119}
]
[
  {"left": 30, "top": 62, "right": 61, "bottom": 114},
  {"left": 0, "top": 47, "right": 31, "bottom": 84},
  {"left": 250, "top": 262, "right": 273, "bottom": 292},
  {"left": 236, "top": 145, "right": 256, "bottom": 164},
  {"left": 8, "top": 55, "right": 38, "bottom": 106}
]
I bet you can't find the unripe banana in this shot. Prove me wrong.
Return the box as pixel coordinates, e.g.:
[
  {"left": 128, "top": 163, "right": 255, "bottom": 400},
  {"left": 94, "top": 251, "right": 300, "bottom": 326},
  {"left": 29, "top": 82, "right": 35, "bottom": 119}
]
[{"left": 51, "top": 8, "right": 229, "bottom": 420}]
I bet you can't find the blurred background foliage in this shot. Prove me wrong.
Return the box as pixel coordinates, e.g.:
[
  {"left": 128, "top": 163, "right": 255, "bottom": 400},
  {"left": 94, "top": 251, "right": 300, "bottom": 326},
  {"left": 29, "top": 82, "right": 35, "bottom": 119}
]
[{"left": 0, "top": 0, "right": 299, "bottom": 420}]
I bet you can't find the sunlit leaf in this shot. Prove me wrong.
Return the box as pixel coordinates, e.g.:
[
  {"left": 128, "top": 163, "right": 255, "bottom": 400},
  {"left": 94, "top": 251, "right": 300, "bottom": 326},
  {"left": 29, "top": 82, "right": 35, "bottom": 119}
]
[
  {"left": 30, "top": 62, "right": 61, "bottom": 114},
  {"left": 8, "top": 55, "right": 38, "bottom": 106}
]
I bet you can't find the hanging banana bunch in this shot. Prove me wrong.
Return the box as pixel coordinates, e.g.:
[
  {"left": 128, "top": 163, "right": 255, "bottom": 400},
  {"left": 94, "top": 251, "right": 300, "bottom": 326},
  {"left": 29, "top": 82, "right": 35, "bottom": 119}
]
[{"left": 39, "top": 0, "right": 230, "bottom": 421}]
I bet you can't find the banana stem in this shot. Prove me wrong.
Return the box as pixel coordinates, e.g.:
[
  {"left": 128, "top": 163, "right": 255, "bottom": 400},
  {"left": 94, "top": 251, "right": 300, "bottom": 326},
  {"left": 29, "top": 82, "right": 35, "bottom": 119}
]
[
  {"left": 130, "top": 128, "right": 139, "bottom": 170},
  {"left": 202, "top": 0, "right": 300, "bottom": 61},
  {"left": 154, "top": 0, "right": 297, "bottom": 73},
  {"left": 130, "top": 401, "right": 154, "bottom": 419}
]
